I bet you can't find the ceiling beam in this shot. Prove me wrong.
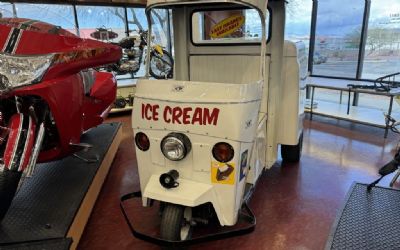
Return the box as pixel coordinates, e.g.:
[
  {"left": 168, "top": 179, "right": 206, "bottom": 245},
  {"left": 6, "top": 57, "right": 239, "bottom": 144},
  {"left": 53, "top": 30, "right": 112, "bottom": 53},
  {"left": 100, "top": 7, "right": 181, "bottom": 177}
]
[{"left": 5, "top": 0, "right": 147, "bottom": 7}]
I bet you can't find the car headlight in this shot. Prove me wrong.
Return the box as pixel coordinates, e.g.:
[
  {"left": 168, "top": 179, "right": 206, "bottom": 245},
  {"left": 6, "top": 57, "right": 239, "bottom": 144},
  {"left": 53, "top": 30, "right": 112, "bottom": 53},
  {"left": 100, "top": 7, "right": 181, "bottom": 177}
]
[
  {"left": 161, "top": 133, "right": 191, "bottom": 161},
  {"left": 0, "top": 53, "right": 54, "bottom": 93}
]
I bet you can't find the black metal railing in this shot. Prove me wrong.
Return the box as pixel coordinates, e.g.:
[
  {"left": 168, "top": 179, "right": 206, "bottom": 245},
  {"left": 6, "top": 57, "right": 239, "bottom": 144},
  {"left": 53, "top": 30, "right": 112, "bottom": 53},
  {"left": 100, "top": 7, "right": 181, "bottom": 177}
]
[{"left": 374, "top": 72, "right": 400, "bottom": 91}]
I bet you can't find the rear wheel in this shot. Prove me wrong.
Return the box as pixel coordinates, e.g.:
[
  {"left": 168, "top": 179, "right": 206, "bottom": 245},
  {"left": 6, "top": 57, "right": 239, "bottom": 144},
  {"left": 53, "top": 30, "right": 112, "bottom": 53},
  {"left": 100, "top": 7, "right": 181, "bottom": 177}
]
[
  {"left": 160, "top": 204, "right": 192, "bottom": 249},
  {"left": 281, "top": 133, "right": 303, "bottom": 163}
]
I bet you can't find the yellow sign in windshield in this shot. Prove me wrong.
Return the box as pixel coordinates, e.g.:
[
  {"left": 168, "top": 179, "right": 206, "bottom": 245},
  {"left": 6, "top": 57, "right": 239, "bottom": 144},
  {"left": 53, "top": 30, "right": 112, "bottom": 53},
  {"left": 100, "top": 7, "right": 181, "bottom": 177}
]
[{"left": 210, "top": 15, "right": 245, "bottom": 39}]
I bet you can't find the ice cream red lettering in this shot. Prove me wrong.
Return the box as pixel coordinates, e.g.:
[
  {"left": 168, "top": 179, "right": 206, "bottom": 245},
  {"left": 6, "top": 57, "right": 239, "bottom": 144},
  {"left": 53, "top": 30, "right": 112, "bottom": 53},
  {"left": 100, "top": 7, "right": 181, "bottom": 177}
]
[
  {"left": 192, "top": 108, "right": 203, "bottom": 125},
  {"left": 144, "top": 104, "right": 152, "bottom": 120},
  {"left": 172, "top": 107, "right": 182, "bottom": 124},
  {"left": 203, "top": 108, "right": 220, "bottom": 125},
  {"left": 153, "top": 105, "right": 159, "bottom": 121},
  {"left": 182, "top": 107, "right": 192, "bottom": 125},
  {"left": 163, "top": 106, "right": 172, "bottom": 123}
]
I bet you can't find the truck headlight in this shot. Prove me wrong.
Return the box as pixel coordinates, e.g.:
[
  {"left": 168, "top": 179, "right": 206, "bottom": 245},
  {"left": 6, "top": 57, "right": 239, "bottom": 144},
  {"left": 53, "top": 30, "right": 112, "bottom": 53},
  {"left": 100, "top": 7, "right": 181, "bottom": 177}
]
[
  {"left": 0, "top": 53, "right": 54, "bottom": 93},
  {"left": 161, "top": 133, "right": 191, "bottom": 161}
]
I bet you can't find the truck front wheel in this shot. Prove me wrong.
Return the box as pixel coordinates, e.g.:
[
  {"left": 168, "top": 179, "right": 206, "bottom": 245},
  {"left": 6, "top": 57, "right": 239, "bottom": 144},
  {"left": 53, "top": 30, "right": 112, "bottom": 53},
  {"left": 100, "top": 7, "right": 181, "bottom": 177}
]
[
  {"left": 160, "top": 204, "right": 192, "bottom": 249},
  {"left": 281, "top": 133, "right": 303, "bottom": 163}
]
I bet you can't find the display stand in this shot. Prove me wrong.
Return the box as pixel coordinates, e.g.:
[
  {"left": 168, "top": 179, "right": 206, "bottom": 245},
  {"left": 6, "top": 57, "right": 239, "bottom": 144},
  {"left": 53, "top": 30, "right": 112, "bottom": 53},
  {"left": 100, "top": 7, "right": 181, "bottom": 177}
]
[{"left": 0, "top": 123, "right": 122, "bottom": 250}]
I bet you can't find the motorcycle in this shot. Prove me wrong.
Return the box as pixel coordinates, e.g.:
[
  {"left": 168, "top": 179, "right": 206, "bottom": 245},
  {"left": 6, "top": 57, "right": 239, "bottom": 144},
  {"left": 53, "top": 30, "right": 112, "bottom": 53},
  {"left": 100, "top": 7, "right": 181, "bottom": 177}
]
[
  {"left": 106, "top": 30, "right": 174, "bottom": 79},
  {"left": 0, "top": 18, "right": 122, "bottom": 222}
]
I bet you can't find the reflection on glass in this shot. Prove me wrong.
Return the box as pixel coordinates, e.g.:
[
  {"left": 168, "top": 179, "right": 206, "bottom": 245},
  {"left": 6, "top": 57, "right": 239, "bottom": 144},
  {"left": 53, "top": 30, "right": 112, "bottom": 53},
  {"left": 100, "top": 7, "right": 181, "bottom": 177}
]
[
  {"left": 285, "top": 0, "right": 312, "bottom": 56},
  {"left": 127, "top": 8, "right": 147, "bottom": 33},
  {"left": 76, "top": 6, "right": 126, "bottom": 42},
  {"left": 362, "top": 0, "right": 400, "bottom": 80},
  {"left": 13, "top": 4, "right": 76, "bottom": 34},
  {"left": 313, "top": 0, "right": 364, "bottom": 78},
  {"left": 0, "top": 3, "right": 14, "bottom": 18},
  {"left": 150, "top": 9, "right": 170, "bottom": 48}
]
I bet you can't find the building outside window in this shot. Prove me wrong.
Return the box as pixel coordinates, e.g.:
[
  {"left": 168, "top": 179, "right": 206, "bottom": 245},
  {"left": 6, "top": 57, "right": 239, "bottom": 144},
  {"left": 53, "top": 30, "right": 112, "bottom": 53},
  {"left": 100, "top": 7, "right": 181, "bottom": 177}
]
[
  {"left": 362, "top": 0, "right": 400, "bottom": 80},
  {"left": 313, "top": 0, "right": 364, "bottom": 78},
  {"left": 285, "top": 0, "right": 313, "bottom": 57}
]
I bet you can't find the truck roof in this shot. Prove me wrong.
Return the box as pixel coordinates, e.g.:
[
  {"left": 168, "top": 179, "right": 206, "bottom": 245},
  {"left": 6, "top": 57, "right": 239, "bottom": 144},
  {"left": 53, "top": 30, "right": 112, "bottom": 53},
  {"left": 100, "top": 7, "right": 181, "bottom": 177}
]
[{"left": 146, "top": 0, "right": 270, "bottom": 15}]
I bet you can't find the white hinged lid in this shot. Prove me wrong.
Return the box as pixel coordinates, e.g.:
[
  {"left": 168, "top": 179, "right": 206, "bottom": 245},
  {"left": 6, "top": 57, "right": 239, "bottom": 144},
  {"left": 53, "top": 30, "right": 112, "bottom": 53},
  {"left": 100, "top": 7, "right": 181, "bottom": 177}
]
[{"left": 135, "top": 79, "right": 263, "bottom": 103}]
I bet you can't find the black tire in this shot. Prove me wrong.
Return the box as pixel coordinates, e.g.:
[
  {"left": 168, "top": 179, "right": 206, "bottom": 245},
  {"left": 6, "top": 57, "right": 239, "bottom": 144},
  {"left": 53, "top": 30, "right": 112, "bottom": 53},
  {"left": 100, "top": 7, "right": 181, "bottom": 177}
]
[
  {"left": 160, "top": 204, "right": 191, "bottom": 249},
  {"left": 114, "top": 97, "right": 127, "bottom": 109},
  {"left": 0, "top": 169, "right": 22, "bottom": 222},
  {"left": 149, "top": 49, "right": 174, "bottom": 79},
  {"left": 281, "top": 133, "right": 303, "bottom": 163}
]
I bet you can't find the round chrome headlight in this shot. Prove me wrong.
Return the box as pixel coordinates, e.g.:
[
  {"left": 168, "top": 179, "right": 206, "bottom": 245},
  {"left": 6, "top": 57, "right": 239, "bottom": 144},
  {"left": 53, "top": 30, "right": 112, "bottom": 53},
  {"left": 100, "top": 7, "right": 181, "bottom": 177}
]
[{"left": 161, "top": 133, "right": 191, "bottom": 161}]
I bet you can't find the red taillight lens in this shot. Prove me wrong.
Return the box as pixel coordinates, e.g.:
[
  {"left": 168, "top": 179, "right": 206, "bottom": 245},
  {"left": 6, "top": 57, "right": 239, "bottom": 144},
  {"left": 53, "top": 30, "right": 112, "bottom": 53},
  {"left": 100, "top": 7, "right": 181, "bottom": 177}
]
[
  {"left": 212, "top": 142, "right": 234, "bottom": 163},
  {"left": 135, "top": 132, "right": 150, "bottom": 151}
]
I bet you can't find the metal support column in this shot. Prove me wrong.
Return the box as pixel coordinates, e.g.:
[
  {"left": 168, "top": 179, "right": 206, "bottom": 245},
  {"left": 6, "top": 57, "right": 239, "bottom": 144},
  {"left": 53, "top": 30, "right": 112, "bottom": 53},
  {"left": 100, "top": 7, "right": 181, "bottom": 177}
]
[
  {"left": 310, "top": 86, "right": 315, "bottom": 120},
  {"left": 124, "top": 7, "right": 130, "bottom": 37},
  {"left": 72, "top": 5, "right": 80, "bottom": 37},
  {"left": 308, "top": 0, "right": 318, "bottom": 75},
  {"left": 349, "top": 0, "right": 371, "bottom": 107},
  {"left": 356, "top": 0, "right": 371, "bottom": 80},
  {"left": 11, "top": 3, "right": 17, "bottom": 17},
  {"left": 347, "top": 89, "right": 351, "bottom": 115},
  {"left": 385, "top": 96, "right": 394, "bottom": 138},
  {"left": 166, "top": 10, "right": 173, "bottom": 53},
  {"left": 306, "top": 85, "right": 311, "bottom": 99},
  {"left": 353, "top": 92, "right": 359, "bottom": 106}
]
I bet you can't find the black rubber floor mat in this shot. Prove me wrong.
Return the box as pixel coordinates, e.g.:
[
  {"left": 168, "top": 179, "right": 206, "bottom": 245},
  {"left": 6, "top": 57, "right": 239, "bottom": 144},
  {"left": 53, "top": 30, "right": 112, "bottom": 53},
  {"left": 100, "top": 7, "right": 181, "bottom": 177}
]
[
  {"left": 326, "top": 183, "right": 400, "bottom": 250},
  {"left": 0, "top": 123, "right": 121, "bottom": 248},
  {"left": 0, "top": 238, "right": 72, "bottom": 250}
]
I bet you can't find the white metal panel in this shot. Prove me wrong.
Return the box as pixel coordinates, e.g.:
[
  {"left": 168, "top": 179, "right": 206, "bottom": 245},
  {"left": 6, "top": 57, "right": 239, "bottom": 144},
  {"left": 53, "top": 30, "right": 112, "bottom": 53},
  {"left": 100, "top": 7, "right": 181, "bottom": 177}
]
[
  {"left": 136, "top": 131, "right": 247, "bottom": 225},
  {"left": 135, "top": 79, "right": 262, "bottom": 103},
  {"left": 133, "top": 99, "right": 261, "bottom": 142},
  {"left": 150, "top": 138, "right": 165, "bottom": 166},
  {"left": 193, "top": 143, "right": 211, "bottom": 172},
  {"left": 189, "top": 55, "right": 261, "bottom": 84},
  {"left": 277, "top": 41, "right": 307, "bottom": 145},
  {"left": 143, "top": 175, "right": 239, "bottom": 225},
  {"left": 246, "top": 114, "right": 267, "bottom": 184},
  {"left": 265, "top": 0, "right": 285, "bottom": 168}
]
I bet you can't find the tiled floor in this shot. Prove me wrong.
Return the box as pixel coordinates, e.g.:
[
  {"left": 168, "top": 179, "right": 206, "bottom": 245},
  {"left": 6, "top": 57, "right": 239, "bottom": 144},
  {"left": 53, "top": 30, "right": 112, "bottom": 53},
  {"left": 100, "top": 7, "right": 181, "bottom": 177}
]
[{"left": 78, "top": 113, "right": 400, "bottom": 250}]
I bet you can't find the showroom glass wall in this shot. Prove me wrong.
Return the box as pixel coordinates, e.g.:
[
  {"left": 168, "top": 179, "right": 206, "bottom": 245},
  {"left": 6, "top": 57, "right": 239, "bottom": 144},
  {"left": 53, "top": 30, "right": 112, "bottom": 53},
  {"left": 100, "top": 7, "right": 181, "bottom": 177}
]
[
  {"left": 362, "top": 0, "right": 400, "bottom": 79},
  {"left": 0, "top": 3, "right": 172, "bottom": 80},
  {"left": 284, "top": 0, "right": 400, "bottom": 82},
  {"left": 285, "top": 0, "right": 313, "bottom": 56},
  {"left": 312, "top": 0, "right": 365, "bottom": 78},
  {"left": 1, "top": 1, "right": 399, "bottom": 82}
]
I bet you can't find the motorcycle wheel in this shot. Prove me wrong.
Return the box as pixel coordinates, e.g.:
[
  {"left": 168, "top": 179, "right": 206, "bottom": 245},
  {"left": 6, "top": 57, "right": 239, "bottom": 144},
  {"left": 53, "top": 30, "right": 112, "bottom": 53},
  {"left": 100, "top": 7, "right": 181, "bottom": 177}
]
[
  {"left": 0, "top": 169, "right": 22, "bottom": 221},
  {"left": 149, "top": 49, "right": 174, "bottom": 80},
  {"left": 114, "top": 97, "right": 127, "bottom": 109}
]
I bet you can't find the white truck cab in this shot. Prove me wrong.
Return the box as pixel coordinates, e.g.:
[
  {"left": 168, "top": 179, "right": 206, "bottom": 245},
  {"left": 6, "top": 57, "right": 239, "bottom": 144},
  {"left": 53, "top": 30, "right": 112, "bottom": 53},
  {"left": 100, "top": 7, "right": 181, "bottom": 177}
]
[{"left": 127, "top": 0, "right": 307, "bottom": 247}]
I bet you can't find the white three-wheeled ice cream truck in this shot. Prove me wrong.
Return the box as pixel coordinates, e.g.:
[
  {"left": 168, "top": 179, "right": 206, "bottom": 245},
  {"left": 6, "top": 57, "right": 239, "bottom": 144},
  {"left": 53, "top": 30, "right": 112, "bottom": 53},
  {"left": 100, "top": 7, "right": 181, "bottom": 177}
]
[{"left": 121, "top": 0, "right": 307, "bottom": 247}]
